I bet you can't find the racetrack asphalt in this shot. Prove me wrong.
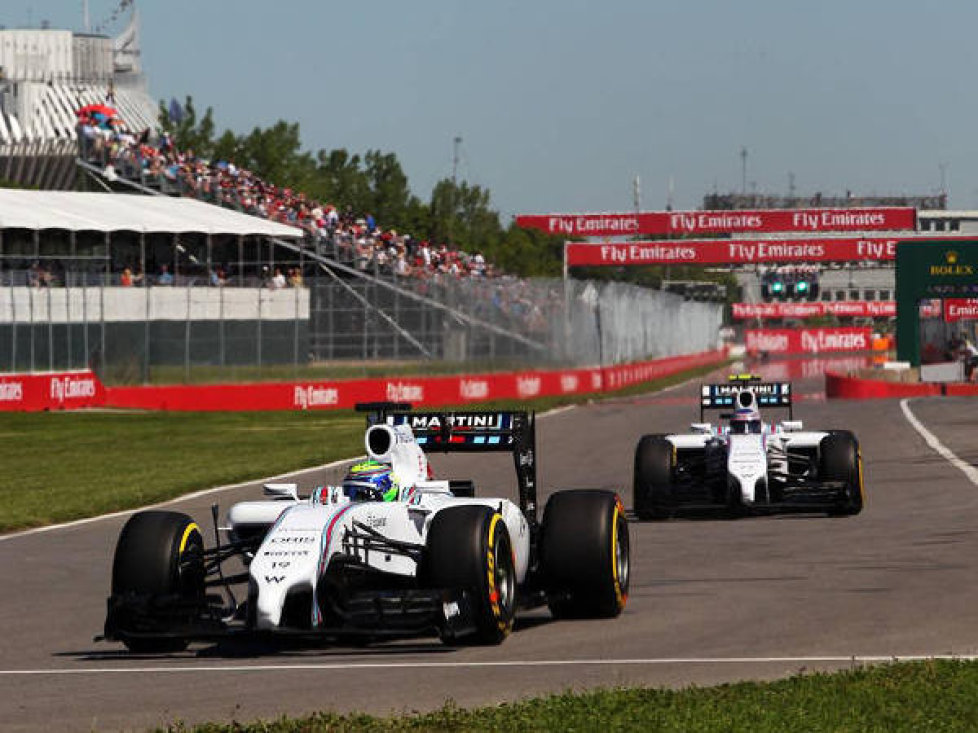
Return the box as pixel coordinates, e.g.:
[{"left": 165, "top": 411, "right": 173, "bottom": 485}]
[{"left": 2, "top": 360, "right": 978, "bottom": 731}]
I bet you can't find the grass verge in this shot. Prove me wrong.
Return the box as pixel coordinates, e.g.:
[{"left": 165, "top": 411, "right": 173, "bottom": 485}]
[
  {"left": 0, "top": 360, "right": 727, "bottom": 532},
  {"left": 160, "top": 660, "right": 978, "bottom": 732}
]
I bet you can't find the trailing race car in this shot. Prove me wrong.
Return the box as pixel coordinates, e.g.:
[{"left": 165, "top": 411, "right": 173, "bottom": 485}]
[
  {"left": 633, "top": 375, "right": 864, "bottom": 519},
  {"left": 102, "top": 403, "right": 629, "bottom": 652}
]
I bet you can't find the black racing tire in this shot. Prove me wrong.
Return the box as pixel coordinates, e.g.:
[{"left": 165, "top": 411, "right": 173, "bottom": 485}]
[
  {"left": 110, "top": 510, "right": 205, "bottom": 652},
  {"left": 633, "top": 435, "right": 675, "bottom": 520},
  {"left": 541, "top": 489, "right": 630, "bottom": 619},
  {"left": 819, "top": 431, "right": 864, "bottom": 517},
  {"left": 423, "top": 505, "right": 516, "bottom": 645}
]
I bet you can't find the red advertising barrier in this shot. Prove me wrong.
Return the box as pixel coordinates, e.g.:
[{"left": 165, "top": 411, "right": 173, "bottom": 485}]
[
  {"left": 944, "top": 299, "right": 978, "bottom": 322},
  {"left": 745, "top": 328, "right": 872, "bottom": 354},
  {"left": 565, "top": 235, "right": 976, "bottom": 266},
  {"left": 732, "top": 301, "right": 896, "bottom": 320},
  {"left": 518, "top": 207, "right": 916, "bottom": 239},
  {"left": 0, "top": 370, "right": 106, "bottom": 412},
  {"left": 104, "top": 349, "right": 727, "bottom": 412},
  {"left": 825, "top": 370, "right": 942, "bottom": 399}
]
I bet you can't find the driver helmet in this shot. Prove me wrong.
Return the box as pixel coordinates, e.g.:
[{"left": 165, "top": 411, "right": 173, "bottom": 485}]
[
  {"left": 342, "top": 459, "right": 398, "bottom": 502},
  {"left": 730, "top": 405, "right": 762, "bottom": 435}
]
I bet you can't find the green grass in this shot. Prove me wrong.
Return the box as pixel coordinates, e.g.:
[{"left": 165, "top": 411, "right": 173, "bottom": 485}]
[
  {"left": 0, "top": 360, "right": 728, "bottom": 532},
  {"left": 159, "top": 660, "right": 978, "bottom": 732},
  {"left": 0, "top": 411, "right": 363, "bottom": 532}
]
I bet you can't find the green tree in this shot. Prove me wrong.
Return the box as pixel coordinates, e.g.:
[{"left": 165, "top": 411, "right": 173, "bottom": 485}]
[
  {"left": 363, "top": 150, "right": 416, "bottom": 227},
  {"left": 428, "top": 178, "right": 503, "bottom": 249},
  {"left": 310, "top": 148, "right": 370, "bottom": 212},
  {"left": 232, "top": 121, "right": 316, "bottom": 191},
  {"left": 157, "top": 96, "right": 216, "bottom": 158}
]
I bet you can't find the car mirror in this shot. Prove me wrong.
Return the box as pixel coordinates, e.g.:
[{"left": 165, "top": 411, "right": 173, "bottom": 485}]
[
  {"left": 780, "top": 420, "right": 804, "bottom": 432},
  {"left": 690, "top": 422, "right": 713, "bottom": 434}
]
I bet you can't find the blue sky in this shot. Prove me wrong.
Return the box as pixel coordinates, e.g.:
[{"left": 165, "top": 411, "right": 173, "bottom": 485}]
[{"left": 5, "top": 1, "right": 977, "bottom": 218}]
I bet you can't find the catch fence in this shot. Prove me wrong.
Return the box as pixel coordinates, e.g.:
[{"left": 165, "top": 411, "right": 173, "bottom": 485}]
[{"left": 0, "top": 268, "right": 723, "bottom": 384}]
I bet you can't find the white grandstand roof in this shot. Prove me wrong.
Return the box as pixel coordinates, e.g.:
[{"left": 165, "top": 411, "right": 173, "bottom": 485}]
[{"left": 0, "top": 190, "right": 304, "bottom": 237}]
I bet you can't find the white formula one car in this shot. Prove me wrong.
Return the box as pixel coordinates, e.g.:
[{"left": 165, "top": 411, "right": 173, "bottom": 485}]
[
  {"left": 102, "top": 403, "right": 629, "bottom": 652},
  {"left": 632, "top": 375, "right": 864, "bottom": 519}
]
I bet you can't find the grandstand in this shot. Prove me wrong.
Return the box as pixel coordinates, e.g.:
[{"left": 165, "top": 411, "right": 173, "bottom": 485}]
[{"left": 0, "top": 5, "right": 156, "bottom": 188}]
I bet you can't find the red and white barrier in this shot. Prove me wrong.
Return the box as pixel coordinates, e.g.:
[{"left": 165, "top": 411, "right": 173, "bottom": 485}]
[
  {"left": 745, "top": 328, "right": 872, "bottom": 355},
  {"left": 518, "top": 207, "right": 916, "bottom": 239},
  {"left": 0, "top": 370, "right": 106, "bottom": 412},
  {"left": 733, "top": 301, "right": 896, "bottom": 320},
  {"left": 103, "top": 349, "right": 727, "bottom": 412}
]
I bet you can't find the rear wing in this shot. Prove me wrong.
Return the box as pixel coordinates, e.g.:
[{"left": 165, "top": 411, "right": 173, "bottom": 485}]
[
  {"left": 357, "top": 403, "right": 538, "bottom": 528},
  {"left": 700, "top": 381, "right": 793, "bottom": 420}
]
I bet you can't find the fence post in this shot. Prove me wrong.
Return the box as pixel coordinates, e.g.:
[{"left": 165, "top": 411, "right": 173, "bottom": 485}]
[
  {"left": 219, "top": 280, "right": 225, "bottom": 368},
  {"left": 143, "top": 273, "right": 151, "bottom": 383},
  {"left": 184, "top": 283, "right": 192, "bottom": 383},
  {"left": 9, "top": 271, "right": 16, "bottom": 372},
  {"left": 293, "top": 280, "right": 300, "bottom": 378},
  {"left": 82, "top": 272, "right": 89, "bottom": 369},
  {"left": 65, "top": 272, "right": 72, "bottom": 369},
  {"left": 47, "top": 284, "right": 53, "bottom": 371},
  {"left": 256, "top": 280, "right": 263, "bottom": 376},
  {"left": 28, "top": 284, "right": 34, "bottom": 372}
]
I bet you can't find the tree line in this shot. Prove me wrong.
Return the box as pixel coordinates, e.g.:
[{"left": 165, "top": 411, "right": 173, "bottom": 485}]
[
  {"left": 158, "top": 96, "right": 735, "bottom": 298},
  {"left": 158, "top": 97, "right": 563, "bottom": 277}
]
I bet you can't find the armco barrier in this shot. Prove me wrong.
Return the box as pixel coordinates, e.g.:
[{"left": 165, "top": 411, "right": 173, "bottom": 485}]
[
  {"left": 104, "top": 349, "right": 728, "bottom": 412},
  {"left": 0, "top": 370, "right": 106, "bottom": 411}
]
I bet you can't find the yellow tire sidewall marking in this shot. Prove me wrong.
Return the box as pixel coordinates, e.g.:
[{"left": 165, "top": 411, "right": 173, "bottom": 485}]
[
  {"left": 485, "top": 513, "right": 510, "bottom": 632},
  {"left": 611, "top": 501, "right": 626, "bottom": 609},
  {"left": 179, "top": 522, "right": 201, "bottom": 555}
]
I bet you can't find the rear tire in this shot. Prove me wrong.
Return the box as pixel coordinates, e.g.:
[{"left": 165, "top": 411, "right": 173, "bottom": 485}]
[
  {"left": 819, "top": 431, "right": 864, "bottom": 516},
  {"left": 541, "top": 490, "right": 630, "bottom": 619},
  {"left": 633, "top": 435, "right": 674, "bottom": 520},
  {"left": 423, "top": 506, "right": 516, "bottom": 645},
  {"left": 110, "top": 510, "right": 205, "bottom": 652}
]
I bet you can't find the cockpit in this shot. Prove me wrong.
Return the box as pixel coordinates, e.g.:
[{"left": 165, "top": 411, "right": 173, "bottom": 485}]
[{"left": 729, "top": 419, "right": 763, "bottom": 435}]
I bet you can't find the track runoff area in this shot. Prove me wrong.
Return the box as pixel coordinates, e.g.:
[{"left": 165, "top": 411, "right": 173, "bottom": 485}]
[{"left": 3, "top": 356, "right": 978, "bottom": 730}]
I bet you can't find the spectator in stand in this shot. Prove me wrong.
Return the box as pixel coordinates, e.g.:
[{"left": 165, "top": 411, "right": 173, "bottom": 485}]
[
  {"left": 156, "top": 264, "right": 174, "bottom": 286},
  {"left": 120, "top": 267, "right": 133, "bottom": 287},
  {"left": 270, "top": 267, "right": 287, "bottom": 289},
  {"left": 288, "top": 267, "right": 303, "bottom": 287},
  {"left": 83, "top": 120, "right": 509, "bottom": 286}
]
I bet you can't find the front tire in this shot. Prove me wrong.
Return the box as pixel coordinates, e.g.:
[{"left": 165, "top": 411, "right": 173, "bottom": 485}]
[
  {"left": 819, "top": 431, "right": 864, "bottom": 516},
  {"left": 423, "top": 506, "right": 516, "bottom": 645},
  {"left": 541, "top": 490, "right": 630, "bottom": 619},
  {"left": 633, "top": 435, "right": 674, "bottom": 520},
  {"left": 109, "top": 510, "right": 205, "bottom": 652}
]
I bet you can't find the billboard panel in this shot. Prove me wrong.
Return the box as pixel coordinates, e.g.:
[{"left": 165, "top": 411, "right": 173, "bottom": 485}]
[
  {"left": 566, "top": 236, "right": 975, "bottom": 266},
  {"left": 518, "top": 207, "right": 916, "bottom": 238},
  {"left": 744, "top": 327, "right": 872, "bottom": 354}
]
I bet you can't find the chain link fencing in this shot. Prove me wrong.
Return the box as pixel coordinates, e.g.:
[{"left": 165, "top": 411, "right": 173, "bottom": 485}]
[{"left": 0, "top": 267, "right": 723, "bottom": 384}]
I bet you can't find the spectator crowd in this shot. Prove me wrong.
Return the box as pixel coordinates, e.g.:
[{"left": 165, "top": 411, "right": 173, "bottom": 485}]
[{"left": 76, "top": 114, "right": 498, "bottom": 285}]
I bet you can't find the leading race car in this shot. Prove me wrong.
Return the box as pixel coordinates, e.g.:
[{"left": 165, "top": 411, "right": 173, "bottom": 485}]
[
  {"left": 102, "top": 403, "right": 629, "bottom": 652},
  {"left": 633, "top": 375, "right": 864, "bottom": 519}
]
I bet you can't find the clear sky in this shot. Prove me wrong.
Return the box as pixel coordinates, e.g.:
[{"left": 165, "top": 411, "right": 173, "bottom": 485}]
[{"left": 4, "top": 1, "right": 977, "bottom": 219}]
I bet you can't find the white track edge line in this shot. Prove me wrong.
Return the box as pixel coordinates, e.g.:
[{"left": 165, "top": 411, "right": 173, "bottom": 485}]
[
  {"left": 900, "top": 398, "right": 978, "bottom": 487},
  {"left": 1, "top": 654, "right": 976, "bottom": 676}
]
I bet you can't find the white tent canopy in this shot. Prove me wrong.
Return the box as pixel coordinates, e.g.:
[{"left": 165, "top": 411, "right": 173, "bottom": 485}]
[{"left": 0, "top": 190, "right": 304, "bottom": 237}]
